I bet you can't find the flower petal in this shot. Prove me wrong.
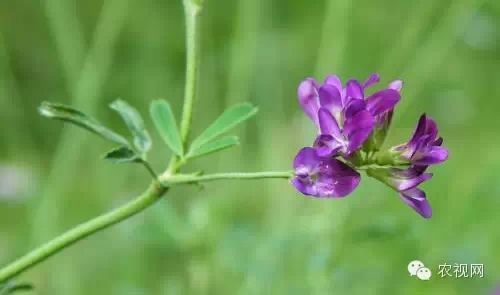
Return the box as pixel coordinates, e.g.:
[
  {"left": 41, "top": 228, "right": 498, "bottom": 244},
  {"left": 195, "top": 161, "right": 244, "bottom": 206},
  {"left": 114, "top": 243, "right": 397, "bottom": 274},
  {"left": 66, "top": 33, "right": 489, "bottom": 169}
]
[
  {"left": 343, "top": 106, "right": 375, "bottom": 153},
  {"left": 400, "top": 114, "right": 447, "bottom": 166},
  {"left": 371, "top": 110, "right": 393, "bottom": 149},
  {"left": 314, "top": 134, "right": 342, "bottom": 158},
  {"left": 345, "top": 79, "right": 364, "bottom": 102},
  {"left": 413, "top": 114, "right": 439, "bottom": 145},
  {"left": 370, "top": 167, "right": 433, "bottom": 191},
  {"left": 412, "top": 165, "right": 429, "bottom": 174},
  {"left": 297, "top": 78, "right": 320, "bottom": 123},
  {"left": 293, "top": 147, "right": 320, "bottom": 173},
  {"left": 319, "top": 84, "right": 342, "bottom": 115},
  {"left": 324, "top": 75, "right": 343, "bottom": 94},
  {"left": 343, "top": 99, "right": 372, "bottom": 132},
  {"left": 329, "top": 160, "right": 361, "bottom": 196},
  {"left": 343, "top": 98, "right": 366, "bottom": 119},
  {"left": 318, "top": 108, "right": 341, "bottom": 138},
  {"left": 292, "top": 177, "right": 316, "bottom": 196},
  {"left": 363, "top": 73, "right": 380, "bottom": 89},
  {"left": 366, "top": 89, "right": 401, "bottom": 116},
  {"left": 413, "top": 146, "right": 449, "bottom": 165},
  {"left": 423, "top": 116, "right": 438, "bottom": 142},
  {"left": 433, "top": 137, "right": 443, "bottom": 146},
  {"left": 388, "top": 80, "right": 403, "bottom": 92},
  {"left": 316, "top": 160, "right": 361, "bottom": 197},
  {"left": 399, "top": 188, "right": 432, "bottom": 218},
  {"left": 408, "top": 114, "right": 428, "bottom": 147},
  {"left": 347, "top": 131, "right": 374, "bottom": 154},
  {"left": 292, "top": 152, "right": 360, "bottom": 198}
]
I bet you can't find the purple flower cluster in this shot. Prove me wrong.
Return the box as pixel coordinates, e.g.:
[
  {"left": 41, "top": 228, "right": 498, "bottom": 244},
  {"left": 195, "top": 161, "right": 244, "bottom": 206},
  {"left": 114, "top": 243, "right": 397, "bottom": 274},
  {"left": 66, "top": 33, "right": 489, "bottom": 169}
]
[{"left": 292, "top": 73, "right": 448, "bottom": 218}]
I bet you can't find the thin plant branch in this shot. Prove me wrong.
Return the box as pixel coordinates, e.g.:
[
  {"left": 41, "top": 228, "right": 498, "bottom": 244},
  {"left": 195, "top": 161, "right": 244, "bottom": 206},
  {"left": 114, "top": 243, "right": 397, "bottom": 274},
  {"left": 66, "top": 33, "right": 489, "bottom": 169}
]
[
  {"left": 0, "top": 182, "right": 166, "bottom": 283},
  {"left": 161, "top": 171, "right": 293, "bottom": 186}
]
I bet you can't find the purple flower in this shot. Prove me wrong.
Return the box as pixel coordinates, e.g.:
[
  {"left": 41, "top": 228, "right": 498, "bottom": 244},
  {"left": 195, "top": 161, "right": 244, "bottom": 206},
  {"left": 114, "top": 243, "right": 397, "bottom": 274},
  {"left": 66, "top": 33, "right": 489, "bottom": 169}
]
[
  {"left": 393, "top": 114, "right": 448, "bottom": 166},
  {"left": 298, "top": 74, "right": 401, "bottom": 157},
  {"left": 293, "top": 73, "right": 448, "bottom": 219},
  {"left": 368, "top": 167, "right": 433, "bottom": 218},
  {"left": 292, "top": 147, "right": 360, "bottom": 198}
]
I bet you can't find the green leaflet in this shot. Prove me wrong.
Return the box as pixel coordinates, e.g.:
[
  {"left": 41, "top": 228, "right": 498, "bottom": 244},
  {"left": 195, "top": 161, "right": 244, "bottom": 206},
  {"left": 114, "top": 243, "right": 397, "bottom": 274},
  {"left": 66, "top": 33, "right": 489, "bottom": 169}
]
[
  {"left": 39, "top": 101, "right": 129, "bottom": 146},
  {"left": 150, "top": 100, "right": 184, "bottom": 156},
  {"left": 103, "top": 146, "right": 141, "bottom": 164},
  {"left": 110, "top": 99, "right": 152, "bottom": 155},
  {"left": 187, "top": 136, "right": 239, "bottom": 159},
  {"left": 190, "top": 103, "right": 257, "bottom": 151}
]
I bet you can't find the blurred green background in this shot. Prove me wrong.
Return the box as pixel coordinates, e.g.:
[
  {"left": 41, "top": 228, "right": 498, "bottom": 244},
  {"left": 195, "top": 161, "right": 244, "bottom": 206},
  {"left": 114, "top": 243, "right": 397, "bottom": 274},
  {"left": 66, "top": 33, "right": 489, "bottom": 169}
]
[{"left": 1, "top": 0, "right": 499, "bottom": 294}]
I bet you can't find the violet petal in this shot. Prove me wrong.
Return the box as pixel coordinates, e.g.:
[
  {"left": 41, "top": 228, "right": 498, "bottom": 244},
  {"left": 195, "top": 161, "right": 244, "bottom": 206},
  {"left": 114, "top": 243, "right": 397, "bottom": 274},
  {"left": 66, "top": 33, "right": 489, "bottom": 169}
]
[
  {"left": 297, "top": 78, "right": 320, "bottom": 123},
  {"left": 413, "top": 146, "right": 449, "bottom": 165},
  {"left": 314, "top": 135, "right": 342, "bottom": 158},
  {"left": 389, "top": 168, "right": 433, "bottom": 191},
  {"left": 345, "top": 79, "right": 364, "bottom": 102},
  {"left": 292, "top": 148, "right": 360, "bottom": 198},
  {"left": 366, "top": 89, "right": 401, "bottom": 116},
  {"left": 319, "top": 84, "right": 342, "bottom": 115},
  {"left": 293, "top": 147, "right": 320, "bottom": 172},
  {"left": 399, "top": 188, "right": 432, "bottom": 218},
  {"left": 388, "top": 80, "right": 403, "bottom": 92},
  {"left": 324, "top": 75, "right": 343, "bottom": 94},
  {"left": 292, "top": 177, "right": 316, "bottom": 196},
  {"left": 318, "top": 108, "right": 342, "bottom": 138},
  {"left": 408, "top": 114, "right": 428, "bottom": 147},
  {"left": 363, "top": 73, "right": 380, "bottom": 89},
  {"left": 316, "top": 160, "right": 361, "bottom": 197},
  {"left": 344, "top": 109, "right": 375, "bottom": 153}
]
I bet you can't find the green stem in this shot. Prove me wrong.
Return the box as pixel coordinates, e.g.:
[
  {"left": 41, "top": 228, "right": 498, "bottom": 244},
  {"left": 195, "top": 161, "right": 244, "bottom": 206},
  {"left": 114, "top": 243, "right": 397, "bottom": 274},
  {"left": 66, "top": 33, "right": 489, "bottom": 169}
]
[
  {"left": 167, "top": 1, "right": 202, "bottom": 174},
  {"left": 0, "top": 181, "right": 167, "bottom": 283},
  {"left": 161, "top": 171, "right": 293, "bottom": 186},
  {"left": 179, "top": 0, "right": 202, "bottom": 145},
  {"left": 0, "top": 170, "right": 291, "bottom": 282}
]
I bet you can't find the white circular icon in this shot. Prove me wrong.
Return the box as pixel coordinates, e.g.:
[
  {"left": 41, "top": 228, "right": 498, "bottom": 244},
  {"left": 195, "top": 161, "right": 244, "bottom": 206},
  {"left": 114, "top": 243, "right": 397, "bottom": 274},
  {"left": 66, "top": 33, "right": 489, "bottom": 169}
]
[
  {"left": 408, "top": 260, "right": 425, "bottom": 276},
  {"left": 416, "top": 267, "right": 432, "bottom": 280}
]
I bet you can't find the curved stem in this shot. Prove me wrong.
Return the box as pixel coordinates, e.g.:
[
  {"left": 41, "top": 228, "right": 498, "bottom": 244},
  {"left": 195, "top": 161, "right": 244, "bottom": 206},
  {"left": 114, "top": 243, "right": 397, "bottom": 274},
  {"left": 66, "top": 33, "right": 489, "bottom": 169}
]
[
  {"left": 161, "top": 171, "right": 293, "bottom": 186},
  {"left": 0, "top": 181, "right": 167, "bottom": 283},
  {"left": 0, "top": 171, "right": 291, "bottom": 282}
]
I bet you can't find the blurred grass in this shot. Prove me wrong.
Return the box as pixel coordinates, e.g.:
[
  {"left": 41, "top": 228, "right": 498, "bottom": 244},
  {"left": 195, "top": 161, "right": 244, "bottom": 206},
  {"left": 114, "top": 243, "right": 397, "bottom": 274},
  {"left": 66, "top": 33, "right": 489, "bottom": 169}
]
[{"left": 1, "top": 0, "right": 499, "bottom": 294}]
